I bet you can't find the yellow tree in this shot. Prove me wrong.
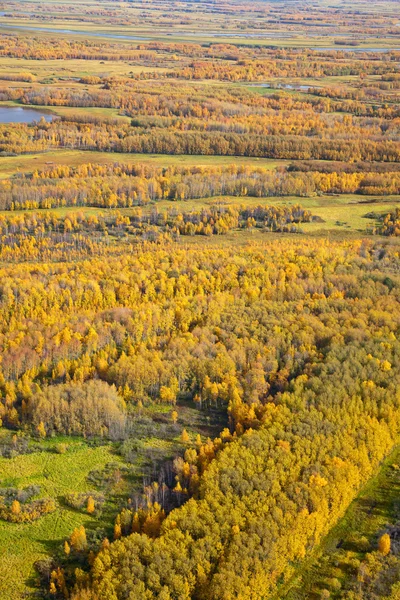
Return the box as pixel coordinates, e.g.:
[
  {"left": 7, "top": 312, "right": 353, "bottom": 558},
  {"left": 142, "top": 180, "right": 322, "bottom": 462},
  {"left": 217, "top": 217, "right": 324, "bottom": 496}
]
[
  {"left": 37, "top": 421, "right": 46, "bottom": 438},
  {"left": 70, "top": 525, "right": 87, "bottom": 551},
  {"left": 11, "top": 500, "right": 21, "bottom": 515},
  {"left": 87, "top": 496, "right": 95, "bottom": 515},
  {"left": 378, "top": 533, "right": 391, "bottom": 555},
  {"left": 114, "top": 522, "right": 122, "bottom": 540},
  {"left": 181, "top": 429, "right": 190, "bottom": 443}
]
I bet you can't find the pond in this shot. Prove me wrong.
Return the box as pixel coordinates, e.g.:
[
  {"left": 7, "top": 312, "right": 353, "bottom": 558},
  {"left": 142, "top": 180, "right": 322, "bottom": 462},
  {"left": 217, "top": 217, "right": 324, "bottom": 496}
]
[
  {"left": 0, "top": 106, "right": 55, "bottom": 124},
  {"left": 252, "top": 83, "right": 319, "bottom": 91}
]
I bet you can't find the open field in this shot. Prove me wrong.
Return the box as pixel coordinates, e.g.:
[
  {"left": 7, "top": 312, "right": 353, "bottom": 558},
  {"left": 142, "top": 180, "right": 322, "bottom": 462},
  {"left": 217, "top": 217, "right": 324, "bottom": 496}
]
[
  {"left": 0, "top": 57, "right": 170, "bottom": 80},
  {"left": 0, "top": 439, "right": 122, "bottom": 600},
  {"left": 0, "top": 149, "right": 288, "bottom": 178}
]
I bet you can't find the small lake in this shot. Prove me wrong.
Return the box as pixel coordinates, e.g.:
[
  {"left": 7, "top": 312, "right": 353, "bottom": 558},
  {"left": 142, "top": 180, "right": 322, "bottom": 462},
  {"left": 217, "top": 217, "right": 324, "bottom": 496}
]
[{"left": 0, "top": 106, "right": 55, "bottom": 124}]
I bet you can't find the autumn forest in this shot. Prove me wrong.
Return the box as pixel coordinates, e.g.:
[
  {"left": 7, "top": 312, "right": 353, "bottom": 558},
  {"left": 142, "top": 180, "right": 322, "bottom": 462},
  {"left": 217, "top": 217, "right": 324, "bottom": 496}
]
[{"left": 0, "top": 0, "right": 400, "bottom": 599}]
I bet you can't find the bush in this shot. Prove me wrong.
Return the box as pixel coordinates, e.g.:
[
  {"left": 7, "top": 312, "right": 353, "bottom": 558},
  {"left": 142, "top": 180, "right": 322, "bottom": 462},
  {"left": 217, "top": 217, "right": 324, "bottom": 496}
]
[
  {"left": 0, "top": 484, "right": 40, "bottom": 504},
  {"left": 55, "top": 443, "right": 68, "bottom": 454}
]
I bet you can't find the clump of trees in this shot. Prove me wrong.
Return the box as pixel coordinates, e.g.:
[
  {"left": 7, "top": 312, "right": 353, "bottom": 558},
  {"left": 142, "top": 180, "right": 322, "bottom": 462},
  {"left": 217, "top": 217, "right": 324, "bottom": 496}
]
[
  {"left": 24, "top": 380, "right": 127, "bottom": 439},
  {"left": 371, "top": 208, "right": 400, "bottom": 236},
  {"left": 64, "top": 492, "right": 105, "bottom": 515},
  {"left": 70, "top": 335, "right": 400, "bottom": 599},
  {"left": 0, "top": 485, "right": 55, "bottom": 523}
]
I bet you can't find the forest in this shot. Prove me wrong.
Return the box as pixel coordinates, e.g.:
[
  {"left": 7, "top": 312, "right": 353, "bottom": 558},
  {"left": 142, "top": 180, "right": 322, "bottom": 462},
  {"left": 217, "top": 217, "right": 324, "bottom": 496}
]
[{"left": 0, "top": 0, "right": 400, "bottom": 599}]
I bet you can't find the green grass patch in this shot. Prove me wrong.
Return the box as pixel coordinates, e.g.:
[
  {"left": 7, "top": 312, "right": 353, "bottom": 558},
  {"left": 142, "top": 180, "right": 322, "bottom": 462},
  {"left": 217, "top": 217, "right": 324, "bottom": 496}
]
[
  {"left": 0, "top": 149, "right": 287, "bottom": 178},
  {"left": 0, "top": 439, "right": 122, "bottom": 600},
  {"left": 1, "top": 191, "right": 398, "bottom": 237}
]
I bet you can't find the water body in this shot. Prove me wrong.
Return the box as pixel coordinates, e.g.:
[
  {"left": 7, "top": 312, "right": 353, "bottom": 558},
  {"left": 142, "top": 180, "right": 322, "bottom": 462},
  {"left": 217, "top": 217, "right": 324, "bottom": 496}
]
[
  {"left": 0, "top": 106, "right": 55, "bottom": 124},
  {"left": 252, "top": 83, "right": 317, "bottom": 91},
  {"left": 0, "top": 23, "right": 274, "bottom": 39},
  {"left": 0, "top": 23, "right": 306, "bottom": 39}
]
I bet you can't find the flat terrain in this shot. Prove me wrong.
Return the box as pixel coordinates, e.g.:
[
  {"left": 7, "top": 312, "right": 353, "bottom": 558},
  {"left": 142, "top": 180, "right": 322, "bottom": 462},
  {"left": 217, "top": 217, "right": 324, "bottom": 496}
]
[
  {"left": 0, "top": 1, "right": 399, "bottom": 598},
  {"left": 0, "top": 149, "right": 287, "bottom": 178},
  {"left": 0, "top": 439, "right": 121, "bottom": 600},
  {"left": 0, "top": 0, "right": 399, "bottom": 47}
]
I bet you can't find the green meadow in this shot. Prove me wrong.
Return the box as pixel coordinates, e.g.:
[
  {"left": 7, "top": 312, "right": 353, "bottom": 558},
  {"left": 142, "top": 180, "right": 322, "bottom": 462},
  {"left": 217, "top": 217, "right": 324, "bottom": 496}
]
[{"left": 0, "top": 439, "right": 120, "bottom": 600}]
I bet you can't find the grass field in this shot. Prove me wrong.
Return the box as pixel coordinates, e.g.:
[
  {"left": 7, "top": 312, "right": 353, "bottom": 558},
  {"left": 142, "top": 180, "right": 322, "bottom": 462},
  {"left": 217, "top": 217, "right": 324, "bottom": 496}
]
[
  {"left": 0, "top": 438, "right": 122, "bottom": 600},
  {"left": 0, "top": 190, "right": 398, "bottom": 236},
  {"left": 0, "top": 149, "right": 288, "bottom": 178},
  {"left": 0, "top": 57, "right": 170, "bottom": 80},
  {"left": 40, "top": 105, "right": 132, "bottom": 122}
]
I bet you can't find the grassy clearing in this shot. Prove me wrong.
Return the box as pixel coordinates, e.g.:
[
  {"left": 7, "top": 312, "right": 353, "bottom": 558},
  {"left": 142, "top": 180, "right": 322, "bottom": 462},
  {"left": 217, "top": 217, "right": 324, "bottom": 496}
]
[
  {"left": 0, "top": 191, "right": 398, "bottom": 236},
  {"left": 282, "top": 444, "right": 400, "bottom": 600},
  {"left": 0, "top": 438, "right": 121, "bottom": 600},
  {"left": 42, "top": 105, "right": 131, "bottom": 122},
  {"left": 0, "top": 149, "right": 287, "bottom": 178},
  {"left": 0, "top": 57, "right": 169, "bottom": 80}
]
